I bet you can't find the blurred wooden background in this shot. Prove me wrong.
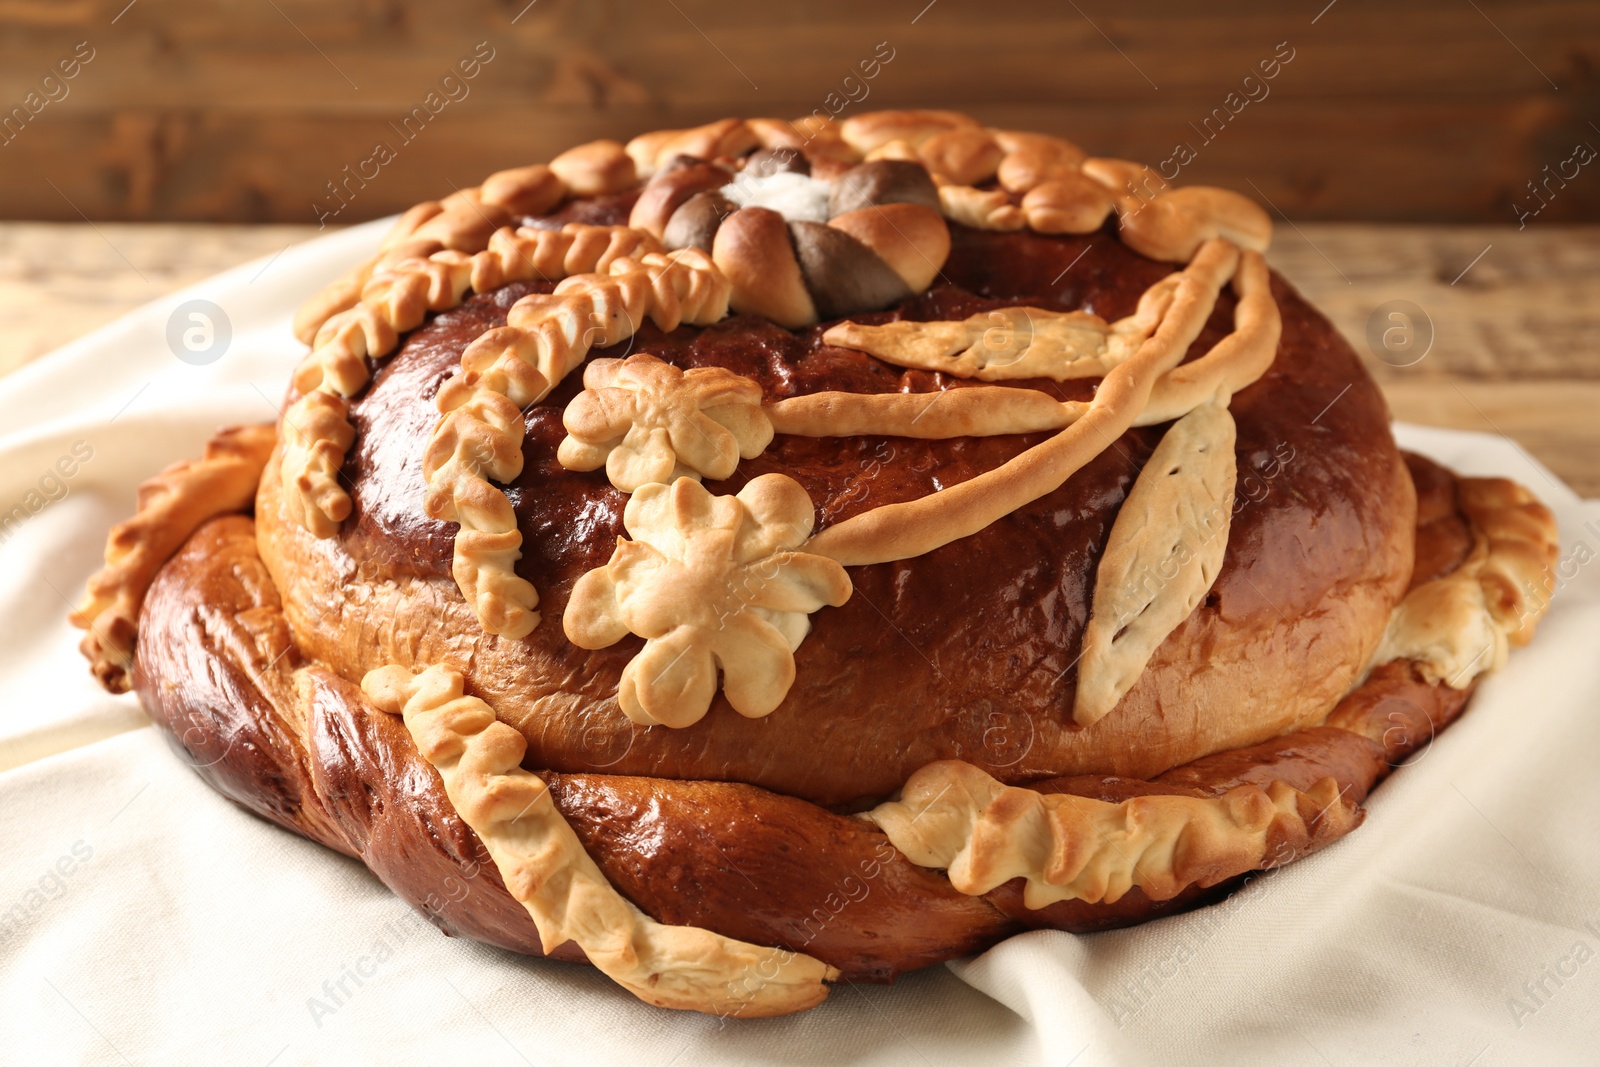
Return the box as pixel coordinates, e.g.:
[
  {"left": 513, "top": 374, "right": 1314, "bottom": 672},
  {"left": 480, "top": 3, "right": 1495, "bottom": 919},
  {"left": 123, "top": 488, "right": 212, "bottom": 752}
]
[
  {"left": 2, "top": 1, "right": 1596, "bottom": 491},
  {"left": 1, "top": 0, "right": 1597, "bottom": 224}
]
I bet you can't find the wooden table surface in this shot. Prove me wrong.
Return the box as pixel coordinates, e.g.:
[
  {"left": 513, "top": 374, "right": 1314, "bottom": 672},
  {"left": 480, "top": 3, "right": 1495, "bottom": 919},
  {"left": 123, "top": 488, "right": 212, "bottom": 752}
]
[{"left": 2, "top": 222, "right": 1594, "bottom": 497}]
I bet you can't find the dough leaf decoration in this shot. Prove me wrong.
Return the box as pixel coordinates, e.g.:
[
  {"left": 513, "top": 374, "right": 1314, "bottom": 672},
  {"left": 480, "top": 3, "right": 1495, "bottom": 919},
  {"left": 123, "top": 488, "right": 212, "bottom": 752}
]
[
  {"left": 821, "top": 275, "right": 1180, "bottom": 382},
  {"left": 1074, "top": 400, "right": 1238, "bottom": 726}
]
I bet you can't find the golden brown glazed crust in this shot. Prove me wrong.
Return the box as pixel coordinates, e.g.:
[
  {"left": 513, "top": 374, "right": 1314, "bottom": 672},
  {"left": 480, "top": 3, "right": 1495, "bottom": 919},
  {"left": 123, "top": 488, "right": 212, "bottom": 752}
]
[
  {"left": 137, "top": 517, "right": 1011, "bottom": 980},
  {"left": 131, "top": 516, "right": 578, "bottom": 961},
  {"left": 130, "top": 457, "right": 1487, "bottom": 976},
  {"left": 71, "top": 424, "right": 276, "bottom": 693},
  {"left": 77, "top": 111, "right": 1564, "bottom": 1014},
  {"left": 257, "top": 222, "right": 1415, "bottom": 807}
]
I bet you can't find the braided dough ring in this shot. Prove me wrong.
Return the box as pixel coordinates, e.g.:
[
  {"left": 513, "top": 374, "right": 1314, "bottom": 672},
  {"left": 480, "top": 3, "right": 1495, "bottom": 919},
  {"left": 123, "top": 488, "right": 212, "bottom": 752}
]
[{"left": 124, "top": 453, "right": 1528, "bottom": 999}]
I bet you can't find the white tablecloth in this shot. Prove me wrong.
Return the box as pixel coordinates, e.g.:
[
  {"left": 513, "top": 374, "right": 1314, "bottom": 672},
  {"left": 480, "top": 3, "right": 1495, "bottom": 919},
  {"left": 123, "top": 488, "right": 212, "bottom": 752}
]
[{"left": 2, "top": 219, "right": 1597, "bottom": 1066}]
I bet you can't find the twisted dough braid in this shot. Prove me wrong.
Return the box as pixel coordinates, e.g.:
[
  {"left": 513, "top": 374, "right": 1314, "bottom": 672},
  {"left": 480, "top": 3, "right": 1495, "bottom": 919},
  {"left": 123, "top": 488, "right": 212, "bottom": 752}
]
[
  {"left": 70, "top": 424, "right": 277, "bottom": 692},
  {"left": 1371, "top": 476, "right": 1560, "bottom": 688},
  {"left": 867, "top": 760, "right": 1360, "bottom": 908},
  {"left": 122, "top": 461, "right": 1556, "bottom": 984},
  {"left": 292, "top": 167, "right": 568, "bottom": 347},
  {"left": 421, "top": 249, "right": 732, "bottom": 638},
  {"left": 279, "top": 225, "right": 664, "bottom": 537},
  {"left": 277, "top": 392, "right": 357, "bottom": 538},
  {"left": 363, "top": 663, "right": 837, "bottom": 1017},
  {"left": 835, "top": 109, "right": 1273, "bottom": 261}
]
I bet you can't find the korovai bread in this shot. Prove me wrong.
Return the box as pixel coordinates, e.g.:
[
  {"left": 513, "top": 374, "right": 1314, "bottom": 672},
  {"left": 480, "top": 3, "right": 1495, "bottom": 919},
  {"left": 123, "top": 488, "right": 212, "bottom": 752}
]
[{"left": 74, "top": 110, "right": 1560, "bottom": 1018}]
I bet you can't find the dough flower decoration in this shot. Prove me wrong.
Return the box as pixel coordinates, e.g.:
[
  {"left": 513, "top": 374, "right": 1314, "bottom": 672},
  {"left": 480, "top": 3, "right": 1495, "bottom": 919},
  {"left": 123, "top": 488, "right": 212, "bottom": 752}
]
[
  {"left": 564, "top": 475, "right": 852, "bottom": 728},
  {"left": 557, "top": 353, "right": 775, "bottom": 493}
]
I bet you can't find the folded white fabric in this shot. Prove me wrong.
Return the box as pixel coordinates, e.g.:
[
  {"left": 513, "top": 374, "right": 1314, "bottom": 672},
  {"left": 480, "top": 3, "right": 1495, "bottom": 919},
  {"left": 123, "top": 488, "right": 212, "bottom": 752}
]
[{"left": 1, "top": 221, "right": 1596, "bottom": 1066}]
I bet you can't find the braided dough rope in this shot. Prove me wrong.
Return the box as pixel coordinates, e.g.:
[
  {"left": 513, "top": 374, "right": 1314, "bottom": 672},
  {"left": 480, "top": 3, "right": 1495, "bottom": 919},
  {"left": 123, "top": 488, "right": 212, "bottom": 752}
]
[
  {"left": 808, "top": 238, "right": 1245, "bottom": 567},
  {"left": 361, "top": 663, "right": 837, "bottom": 1016},
  {"left": 548, "top": 138, "right": 638, "bottom": 198},
  {"left": 290, "top": 210, "right": 460, "bottom": 350},
  {"left": 120, "top": 460, "right": 1553, "bottom": 974},
  {"left": 69, "top": 424, "right": 276, "bottom": 693},
  {"left": 280, "top": 224, "right": 666, "bottom": 536},
  {"left": 837, "top": 110, "right": 1272, "bottom": 261},
  {"left": 292, "top": 166, "right": 569, "bottom": 346},
  {"left": 746, "top": 115, "right": 858, "bottom": 165},
  {"left": 1082, "top": 158, "right": 1273, "bottom": 264},
  {"left": 535, "top": 113, "right": 1267, "bottom": 343},
  {"left": 422, "top": 249, "right": 732, "bottom": 638},
  {"left": 544, "top": 113, "right": 1269, "bottom": 279},
  {"left": 938, "top": 184, "right": 1027, "bottom": 232},
  {"left": 626, "top": 117, "right": 762, "bottom": 178},
  {"left": 866, "top": 759, "right": 1360, "bottom": 909},
  {"left": 627, "top": 115, "right": 855, "bottom": 178},
  {"left": 1371, "top": 476, "right": 1560, "bottom": 687}
]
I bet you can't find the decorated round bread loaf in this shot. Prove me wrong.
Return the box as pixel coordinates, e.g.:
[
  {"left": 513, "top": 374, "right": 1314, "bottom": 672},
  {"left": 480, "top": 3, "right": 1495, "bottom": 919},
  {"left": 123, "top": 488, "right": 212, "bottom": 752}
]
[{"left": 73, "top": 110, "right": 1560, "bottom": 1018}]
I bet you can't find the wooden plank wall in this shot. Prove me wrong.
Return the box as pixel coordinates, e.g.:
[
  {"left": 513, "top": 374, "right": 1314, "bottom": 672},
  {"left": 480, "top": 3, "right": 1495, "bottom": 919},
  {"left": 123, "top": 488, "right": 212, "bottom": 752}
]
[{"left": 0, "top": 0, "right": 1596, "bottom": 224}]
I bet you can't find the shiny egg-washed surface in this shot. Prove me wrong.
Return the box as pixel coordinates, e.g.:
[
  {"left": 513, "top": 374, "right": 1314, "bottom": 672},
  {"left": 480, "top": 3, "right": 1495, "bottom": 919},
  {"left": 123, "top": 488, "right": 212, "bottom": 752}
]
[
  {"left": 261, "top": 208, "right": 1413, "bottom": 808},
  {"left": 139, "top": 459, "right": 1469, "bottom": 980}
]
